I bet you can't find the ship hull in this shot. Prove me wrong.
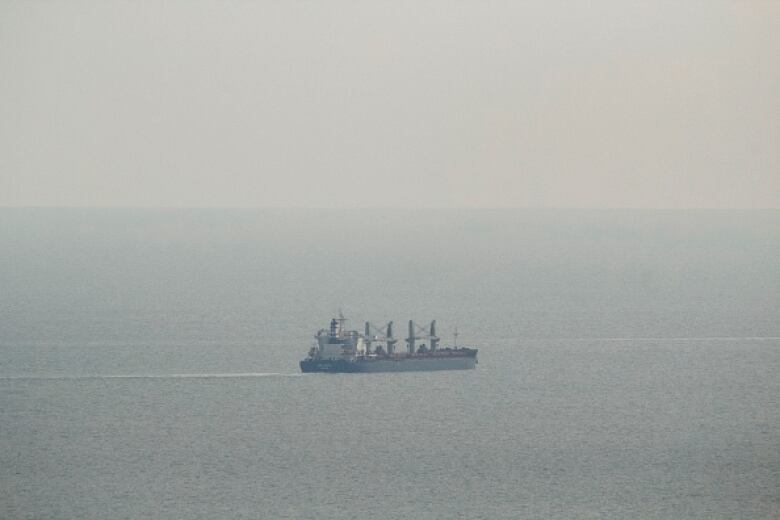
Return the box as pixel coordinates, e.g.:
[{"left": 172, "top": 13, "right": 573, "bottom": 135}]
[{"left": 300, "top": 355, "right": 476, "bottom": 373}]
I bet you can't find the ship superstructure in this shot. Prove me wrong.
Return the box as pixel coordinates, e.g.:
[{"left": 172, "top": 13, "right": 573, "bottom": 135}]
[{"left": 300, "top": 316, "right": 477, "bottom": 373}]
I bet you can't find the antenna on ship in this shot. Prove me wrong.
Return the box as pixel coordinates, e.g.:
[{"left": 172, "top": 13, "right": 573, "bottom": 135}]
[{"left": 453, "top": 325, "right": 459, "bottom": 348}]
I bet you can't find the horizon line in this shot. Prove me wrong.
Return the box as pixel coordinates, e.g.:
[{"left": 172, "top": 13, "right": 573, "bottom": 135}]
[{"left": 2, "top": 205, "right": 779, "bottom": 211}]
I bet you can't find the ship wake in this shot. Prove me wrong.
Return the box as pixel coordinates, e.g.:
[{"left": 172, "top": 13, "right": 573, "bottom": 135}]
[{"left": 0, "top": 372, "right": 303, "bottom": 381}]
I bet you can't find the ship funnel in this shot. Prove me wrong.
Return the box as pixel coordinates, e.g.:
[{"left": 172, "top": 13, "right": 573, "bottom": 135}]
[{"left": 330, "top": 318, "right": 338, "bottom": 336}]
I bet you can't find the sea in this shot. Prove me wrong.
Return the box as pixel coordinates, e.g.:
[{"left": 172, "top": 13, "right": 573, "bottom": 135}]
[{"left": 1, "top": 209, "right": 778, "bottom": 519}]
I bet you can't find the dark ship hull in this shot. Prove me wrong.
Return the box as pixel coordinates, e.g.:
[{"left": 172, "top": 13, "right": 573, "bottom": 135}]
[{"left": 300, "top": 349, "right": 477, "bottom": 373}]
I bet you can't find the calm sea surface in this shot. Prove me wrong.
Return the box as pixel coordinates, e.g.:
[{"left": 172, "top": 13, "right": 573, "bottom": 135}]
[{"left": 1, "top": 209, "right": 779, "bottom": 519}]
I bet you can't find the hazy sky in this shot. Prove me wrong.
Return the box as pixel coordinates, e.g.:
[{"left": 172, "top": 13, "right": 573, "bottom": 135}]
[{"left": 1, "top": 1, "right": 778, "bottom": 208}]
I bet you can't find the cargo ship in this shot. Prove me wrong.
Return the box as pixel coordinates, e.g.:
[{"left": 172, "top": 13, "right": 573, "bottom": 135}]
[{"left": 300, "top": 316, "right": 477, "bottom": 373}]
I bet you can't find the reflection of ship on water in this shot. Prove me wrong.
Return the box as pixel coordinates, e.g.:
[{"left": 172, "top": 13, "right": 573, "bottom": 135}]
[{"left": 300, "top": 315, "right": 477, "bottom": 373}]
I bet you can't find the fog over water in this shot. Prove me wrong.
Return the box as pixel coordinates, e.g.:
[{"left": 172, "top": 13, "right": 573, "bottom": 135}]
[{"left": 1, "top": 209, "right": 779, "bottom": 518}]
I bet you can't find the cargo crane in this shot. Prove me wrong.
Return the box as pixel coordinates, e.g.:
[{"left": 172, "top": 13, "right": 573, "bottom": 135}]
[
  {"left": 406, "top": 320, "right": 440, "bottom": 354},
  {"left": 363, "top": 321, "right": 398, "bottom": 355}
]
